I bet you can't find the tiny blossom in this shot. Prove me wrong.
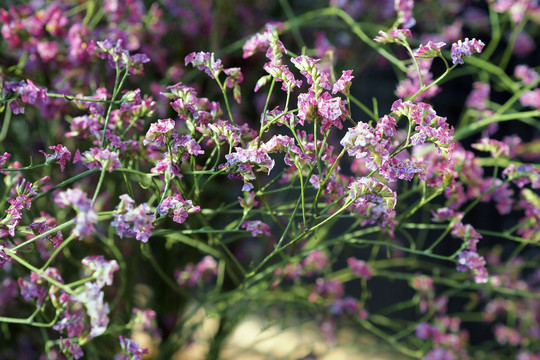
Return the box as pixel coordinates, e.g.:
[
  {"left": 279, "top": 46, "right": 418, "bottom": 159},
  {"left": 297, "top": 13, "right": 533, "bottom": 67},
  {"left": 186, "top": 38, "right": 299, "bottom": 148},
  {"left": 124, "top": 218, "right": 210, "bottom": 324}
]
[
  {"left": 520, "top": 89, "right": 540, "bottom": 109},
  {"left": 157, "top": 193, "right": 200, "bottom": 224},
  {"left": 241, "top": 220, "right": 271, "bottom": 237},
  {"left": 450, "top": 38, "right": 485, "bottom": 65},
  {"left": 54, "top": 188, "right": 97, "bottom": 238},
  {"left": 457, "top": 250, "right": 488, "bottom": 284},
  {"left": 27, "top": 212, "right": 63, "bottom": 249},
  {"left": 348, "top": 177, "right": 397, "bottom": 209},
  {"left": 185, "top": 51, "right": 223, "bottom": 79},
  {"left": 242, "top": 23, "right": 285, "bottom": 61},
  {"left": 503, "top": 164, "right": 540, "bottom": 189},
  {"left": 82, "top": 256, "right": 119, "bottom": 288},
  {"left": 494, "top": 324, "right": 522, "bottom": 346},
  {"left": 290, "top": 55, "right": 331, "bottom": 93},
  {"left": 143, "top": 118, "right": 176, "bottom": 146},
  {"left": 317, "top": 92, "right": 348, "bottom": 132},
  {"left": 238, "top": 192, "right": 258, "bottom": 210},
  {"left": 451, "top": 222, "right": 482, "bottom": 252},
  {"left": 117, "top": 336, "right": 149, "bottom": 360},
  {"left": 423, "top": 348, "right": 457, "bottom": 360},
  {"left": 262, "top": 63, "right": 302, "bottom": 92},
  {"left": 75, "top": 281, "right": 110, "bottom": 337},
  {"left": 332, "top": 70, "right": 354, "bottom": 96},
  {"left": 396, "top": 58, "right": 441, "bottom": 101},
  {"left": 416, "top": 322, "right": 435, "bottom": 340},
  {"left": 96, "top": 38, "right": 150, "bottom": 74},
  {"left": 223, "top": 141, "right": 275, "bottom": 191},
  {"left": 515, "top": 64, "right": 539, "bottom": 85},
  {"left": 176, "top": 256, "right": 218, "bottom": 287},
  {"left": 74, "top": 147, "right": 121, "bottom": 173},
  {"left": 347, "top": 257, "right": 373, "bottom": 279},
  {"left": 0, "top": 245, "right": 11, "bottom": 266},
  {"left": 466, "top": 82, "right": 490, "bottom": 111},
  {"left": 301, "top": 250, "right": 329, "bottom": 275},
  {"left": 111, "top": 194, "right": 155, "bottom": 242},
  {"left": 0, "top": 152, "right": 11, "bottom": 174},
  {"left": 414, "top": 41, "right": 446, "bottom": 58},
  {"left": 2, "top": 178, "right": 37, "bottom": 236},
  {"left": 310, "top": 278, "right": 344, "bottom": 301},
  {"left": 59, "top": 338, "right": 84, "bottom": 359},
  {"left": 395, "top": 0, "right": 415, "bottom": 28},
  {"left": 374, "top": 28, "right": 412, "bottom": 44},
  {"left": 40, "top": 144, "right": 71, "bottom": 172}
]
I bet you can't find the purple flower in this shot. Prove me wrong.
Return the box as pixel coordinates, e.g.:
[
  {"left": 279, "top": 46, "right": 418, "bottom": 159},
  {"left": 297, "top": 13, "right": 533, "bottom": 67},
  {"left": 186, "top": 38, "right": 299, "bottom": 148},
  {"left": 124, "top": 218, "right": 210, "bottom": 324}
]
[
  {"left": 423, "top": 348, "right": 457, "bottom": 360},
  {"left": 157, "top": 193, "right": 200, "bottom": 224},
  {"left": 301, "top": 250, "right": 329, "bottom": 274},
  {"left": 74, "top": 147, "right": 121, "bottom": 172},
  {"left": 395, "top": 0, "right": 415, "bottom": 28},
  {"left": 82, "top": 256, "right": 119, "bottom": 288},
  {"left": 54, "top": 189, "right": 97, "bottom": 238},
  {"left": 450, "top": 38, "right": 485, "bottom": 65},
  {"left": 176, "top": 256, "right": 218, "bottom": 287},
  {"left": 59, "top": 338, "right": 84, "bottom": 359},
  {"left": 241, "top": 220, "right": 271, "bottom": 237},
  {"left": 415, "top": 322, "right": 434, "bottom": 340},
  {"left": 347, "top": 257, "right": 373, "bottom": 279},
  {"left": 111, "top": 194, "right": 155, "bottom": 242},
  {"left": 311, "top": 278, "right": 344, "bottom": 300},
  {"left": 466, "top": 82, "right": 490, "bottom": 111},
  {"left": 2, "top": 178, "right": 37, "bottom": 236},
  {"left": 224, "top": 142, "right": 275, "bottom": 191},
  {"left": 0, "top": 245, "right": 10, "bottom": 266},
  {"left": 75, "top": 282, "right": 110, "bottom": 337},
  {"left": 520, "top": 89, "right": 540, "bottom": 109},
  {"left": 118, "top": 336, "right": 149, "bottom": 360},
  {"left": 457, "top": 250, "right": 488, "bottom": 284},
  {"left": 40, "top": 144, "right": 71, "bottom": 172},
  {"left": 514, "top": 64, "right": 538, "bottom": 85},
  {"left": 185, "top": 51, "right": 223, "bottom": 79}
]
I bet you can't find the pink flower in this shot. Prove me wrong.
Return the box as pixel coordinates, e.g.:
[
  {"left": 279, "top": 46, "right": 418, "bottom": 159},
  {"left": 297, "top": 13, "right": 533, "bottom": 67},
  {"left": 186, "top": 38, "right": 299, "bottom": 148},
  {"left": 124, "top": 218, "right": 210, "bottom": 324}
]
[
  {"left": 118, "top": 336, "right": 149, "bottom": 360},
  {"left": 74, "top": 147, "right": 121, "bottom": 172},
  {"left": 40, "top": 144, "right": 71, "bottom": 172},
  {"left": 54, "top": 188, "right": 97, "bottom": 238},
  {"left": 332, "top": 70, "right": 354, "bottom": 96},
  {"left": 514, "top": 64, "right": 539, "bottom": 85},
  {"left": 185, "top": 51, "right": 223, "bottom": 79},
  {"left": 414, "top": 41, "right": 446, "bottom": 58},
  {"left": 144, "top": 118, "right": 176, "bottom": 146},
  {"left": 347, "top": 257, "right": 373, "bottom": 279},
  {"left": 111, "top": 194, "right": 155, "bottom": 242},
  {"left": 82, "top": 256, "right": 119, "bottom": 288},
  {"left": 466, "top": 82, "right": 490, "bottom": 111},
  {"left": 374, "top": 28, "right": 412, "bottom": 44},
  {"left": 241, "top": 220, "right": 271, "bottom": 237},
  {"left": 457, "top": 250, "right": 488, "bottom": 284},
  {"left": 157, "top": 193, "right": 200, "bottom": 224},
  {"left": 395, "top": 0, "right": 415, "bottom": 28}
]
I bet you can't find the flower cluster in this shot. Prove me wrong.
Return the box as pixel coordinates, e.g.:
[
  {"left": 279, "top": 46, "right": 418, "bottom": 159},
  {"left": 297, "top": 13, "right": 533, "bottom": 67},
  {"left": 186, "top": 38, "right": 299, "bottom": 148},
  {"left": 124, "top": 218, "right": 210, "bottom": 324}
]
[{"left": 111, "top": 194, "right": 155, "bottom": 242}]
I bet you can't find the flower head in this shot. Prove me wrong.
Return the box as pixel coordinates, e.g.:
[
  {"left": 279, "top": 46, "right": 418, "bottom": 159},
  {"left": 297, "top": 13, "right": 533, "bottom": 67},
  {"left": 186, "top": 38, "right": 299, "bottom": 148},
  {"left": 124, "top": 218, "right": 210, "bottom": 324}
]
[
  {"left": 451, "top": 38, "right": 485, "bottom": 65},
  {"left": 40, "top": 144, "right": 71, "bottom": 172}
]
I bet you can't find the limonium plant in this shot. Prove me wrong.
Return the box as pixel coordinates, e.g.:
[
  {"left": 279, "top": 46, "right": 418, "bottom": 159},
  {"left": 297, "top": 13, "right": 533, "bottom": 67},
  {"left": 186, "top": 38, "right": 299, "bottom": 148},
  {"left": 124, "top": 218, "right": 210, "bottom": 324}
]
[{"left": 0, "top": 0, "right": 539, "bottom": 359}]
